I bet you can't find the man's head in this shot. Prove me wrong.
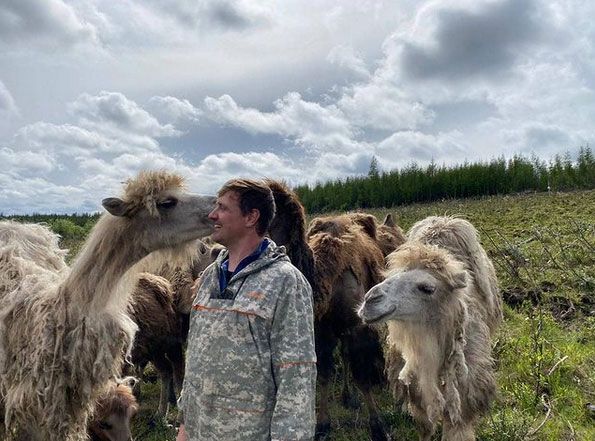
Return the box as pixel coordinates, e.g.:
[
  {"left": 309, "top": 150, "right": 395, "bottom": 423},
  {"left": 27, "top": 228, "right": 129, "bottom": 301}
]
[{"left": 209, "top": 179, "right": 276, "bottom": 246}]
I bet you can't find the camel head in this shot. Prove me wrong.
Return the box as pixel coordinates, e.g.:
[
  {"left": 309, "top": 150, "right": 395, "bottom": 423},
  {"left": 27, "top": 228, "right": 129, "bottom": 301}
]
[
  {"left": 101, "top": 170, "right": 216, "bottom": 253},
  {"left": 89, "top": 378, "right": 138, "bottom": 441},
  {"left": 376, "top": 213, "right": 406, "bottom": 257},
  {"left": 358, "top": 242, "right": 467, "bottom": 325}
]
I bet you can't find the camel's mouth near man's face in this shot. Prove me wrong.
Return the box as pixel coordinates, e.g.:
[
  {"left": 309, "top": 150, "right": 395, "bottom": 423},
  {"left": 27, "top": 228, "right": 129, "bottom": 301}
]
[{"left": 360, "top": 304, "right": 396, "bottom": 325}]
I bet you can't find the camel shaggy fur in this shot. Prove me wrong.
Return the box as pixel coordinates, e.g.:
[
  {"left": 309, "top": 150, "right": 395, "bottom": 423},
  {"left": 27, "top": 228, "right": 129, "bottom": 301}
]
[
  {"left": 358, "top": 216, "right": 502, "bottom": 441},
  {"left": 265, "top": 180, "right": 395, "bottom": 441},
  {"left": 0, "top": 171, "right": 214, "bottom": 441},
  {"left": 309, "top": 212, "right": 405, "bottom": 258},
  {"left": 88, "top": 377, "right": 138, "bottom": 441},
  {"left": 127, "top": 273, "right": 183, "bottom": 420}
]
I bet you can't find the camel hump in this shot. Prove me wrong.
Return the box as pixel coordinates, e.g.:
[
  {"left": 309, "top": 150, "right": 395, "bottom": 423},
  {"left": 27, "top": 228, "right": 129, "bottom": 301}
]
[
  {"left": 137, "top": 273, "right": 174, "bottom": 309},
  {"left": 347, "top": 212, "right": 377, "bottom": 239}
]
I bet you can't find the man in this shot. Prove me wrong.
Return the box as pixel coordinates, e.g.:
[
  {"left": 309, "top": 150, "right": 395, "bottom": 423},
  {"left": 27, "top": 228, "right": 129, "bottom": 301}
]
[{"left": 177, "top": 179, "right": 316, "bottom": 441}]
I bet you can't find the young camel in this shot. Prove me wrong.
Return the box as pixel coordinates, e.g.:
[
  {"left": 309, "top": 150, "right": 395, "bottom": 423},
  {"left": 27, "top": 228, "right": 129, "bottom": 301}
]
[
  {"left": 265, "top": 180, "right": 400, "bottom": 441},
  {"left": 358, "top": 216, "right": 502, "bottom": 441},
  {"left": 0, "top": 171, "right": 215, "bottom": 441},
  {"left": 88, "top": 377, "right": 138, "bottom": 441}
]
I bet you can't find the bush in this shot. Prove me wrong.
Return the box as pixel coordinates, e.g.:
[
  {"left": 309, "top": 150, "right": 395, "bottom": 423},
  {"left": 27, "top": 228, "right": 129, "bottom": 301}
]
[{"left": 49, "top": 219, "right": 87, "bottom": 240}]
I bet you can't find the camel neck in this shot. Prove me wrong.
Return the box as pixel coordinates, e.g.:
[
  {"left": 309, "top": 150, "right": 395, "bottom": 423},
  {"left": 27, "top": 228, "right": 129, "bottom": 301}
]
[{"left": 62, "top": 216, "right": 145, "bottom": 309}]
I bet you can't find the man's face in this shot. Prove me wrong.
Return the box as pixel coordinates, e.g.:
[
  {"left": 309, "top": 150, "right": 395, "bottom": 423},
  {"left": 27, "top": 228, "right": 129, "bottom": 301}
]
[{"left": 208, "top": 191, "right": 248, "bottom": 246}]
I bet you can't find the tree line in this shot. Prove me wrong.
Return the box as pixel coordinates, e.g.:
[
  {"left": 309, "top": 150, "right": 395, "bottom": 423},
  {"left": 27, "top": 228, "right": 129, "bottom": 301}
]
[
  {"left": 295, "top": 147, "right": 595, "bottom": 213},
  {"left": 1, "top": 213, "right": 100, "bottom": 240}
]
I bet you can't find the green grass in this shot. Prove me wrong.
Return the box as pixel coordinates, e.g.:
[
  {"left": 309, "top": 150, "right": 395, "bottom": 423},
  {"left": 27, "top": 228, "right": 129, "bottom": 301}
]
[{"left": 25, "top": 189, "right": 595, "bottom": 440}]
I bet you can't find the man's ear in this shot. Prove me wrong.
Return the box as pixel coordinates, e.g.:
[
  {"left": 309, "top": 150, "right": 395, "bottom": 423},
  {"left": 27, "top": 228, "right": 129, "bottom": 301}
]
[{"left": 245, "top": 208, "right": 261, "bottom": 229}]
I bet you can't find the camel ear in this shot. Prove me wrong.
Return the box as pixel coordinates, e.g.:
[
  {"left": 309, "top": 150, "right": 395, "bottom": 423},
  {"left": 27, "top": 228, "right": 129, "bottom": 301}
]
[
  {"left": 102, "top": 197, "right": 132, "bottom": 217},
  {"left": 451, "top": 271, "right": 467, "bottom": 290},
  {"left": 383, "top": 213, "right": 395, "bottom": 227}
]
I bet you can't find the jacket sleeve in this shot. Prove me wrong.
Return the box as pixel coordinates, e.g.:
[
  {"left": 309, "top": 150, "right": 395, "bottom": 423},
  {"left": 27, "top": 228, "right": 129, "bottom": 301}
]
[{"left": 270, "top": 270, "right": 317, "bottom": 441}]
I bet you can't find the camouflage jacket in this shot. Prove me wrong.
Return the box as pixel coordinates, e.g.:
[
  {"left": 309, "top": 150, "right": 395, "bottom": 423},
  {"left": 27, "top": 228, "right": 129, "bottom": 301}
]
[{"left": 180, "top": 241, "right": 317, "bottom": 441}]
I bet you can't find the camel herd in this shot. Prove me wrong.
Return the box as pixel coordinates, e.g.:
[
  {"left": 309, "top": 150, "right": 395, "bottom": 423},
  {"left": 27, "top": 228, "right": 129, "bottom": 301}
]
[{"left": 0, "top": 170, "right": 502, "bottom": 441}]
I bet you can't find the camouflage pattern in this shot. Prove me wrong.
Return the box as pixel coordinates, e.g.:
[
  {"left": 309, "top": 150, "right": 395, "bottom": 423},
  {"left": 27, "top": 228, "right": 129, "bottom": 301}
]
[{"left": 180, "top": 241, "right": 316, "bottom": 441}]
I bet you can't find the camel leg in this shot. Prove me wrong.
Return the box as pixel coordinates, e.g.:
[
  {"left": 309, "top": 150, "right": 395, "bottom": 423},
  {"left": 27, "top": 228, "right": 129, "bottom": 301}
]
[
  {"left": 168, "top": 377, "right": 177, "bottom": 406},
  {"left": 166, "top": 344, "right": 186, "bottom": 404},
  {"left": 339, "top": 337, "right": 360, "bottom": 410},
  {"left": 153, "top": 356, "right": 174, "bottom": 420},
  {"left": 344, "top": 326, "right": 392, "bottom": 441},
  {"left": 441, "top": 421, "right": 475, "bottom": 441},
  {"left": 156, "top": 369, "right": 172, "bottom": 420},
  {"left": 408, "top": 402, "right": 435, "bottom": 441},
  {"left": 314, "top": 324, "right": 336, "bottom": 440}
]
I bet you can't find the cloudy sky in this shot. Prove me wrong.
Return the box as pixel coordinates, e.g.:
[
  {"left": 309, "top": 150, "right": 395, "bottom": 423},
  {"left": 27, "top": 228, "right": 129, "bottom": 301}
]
[{"left": 1, "top": 0, "right": 594, "bottom": 214}]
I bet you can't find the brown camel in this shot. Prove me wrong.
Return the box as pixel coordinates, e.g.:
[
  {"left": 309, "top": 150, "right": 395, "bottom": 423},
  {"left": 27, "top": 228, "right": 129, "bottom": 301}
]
[
  {"left": 309, "top": 211, "right": 406, "bottom": 258},
  {"left": 126, "top": 272, "right": 184, "bottom": 420},
  {"left": 88, "top": 377, "right": 138, "bottom": 441},
  {"left": 0, "top": 171, "right": 214, "bottom": 441},
  {"left": 265, "top": 180, "right": 397, "bottom": 441}
]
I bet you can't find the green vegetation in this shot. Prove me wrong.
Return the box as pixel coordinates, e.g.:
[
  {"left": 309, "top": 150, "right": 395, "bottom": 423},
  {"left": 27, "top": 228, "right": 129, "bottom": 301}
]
[
  {"left": 5, "top": 190, "right": 594, "bottom": 440},
  {"left": 295, "top": 147, "right": 595, "bottom": 213}
]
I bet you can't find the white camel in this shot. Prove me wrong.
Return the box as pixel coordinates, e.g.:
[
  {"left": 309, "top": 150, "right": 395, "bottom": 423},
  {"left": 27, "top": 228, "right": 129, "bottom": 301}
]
[
  {"left": 0, "top": 170, "right": 214, "bottom": 441},
  {"left": 358, "top": 216, "right": 502, "bottom": 441}
]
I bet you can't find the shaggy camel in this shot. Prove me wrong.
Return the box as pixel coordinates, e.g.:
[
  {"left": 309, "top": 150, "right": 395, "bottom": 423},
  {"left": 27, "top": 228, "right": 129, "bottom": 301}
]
[
  {"left": 0, "top": 171, "right": 215, "bottom": 441},
  {"left": 358, "top": 216, "right": 502, "bottom": 441},
  {"left": 265, "top": 181, "right": 399, "bottom": 441},
  {"left": 127, "top": 272, "right": 183, "bottom": 420},
  {"left": 309, "top": 211, "right": 406, "bottom": 257},
  {"left": 88, "top": 377, "right": 138, "bottom": 441}
]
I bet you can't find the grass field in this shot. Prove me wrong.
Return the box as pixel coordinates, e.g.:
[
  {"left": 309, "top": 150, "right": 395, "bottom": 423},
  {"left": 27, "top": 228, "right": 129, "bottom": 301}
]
[{"left": 25, "top": 189, "right": 595, "bottom": 440}]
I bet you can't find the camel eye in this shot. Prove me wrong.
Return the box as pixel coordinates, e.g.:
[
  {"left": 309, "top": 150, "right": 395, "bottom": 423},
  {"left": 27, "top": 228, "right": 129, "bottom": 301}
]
[
  {"left": 98, "top": 421, "right": 112, "bottom": 430},
  {"left": 157, "top": 198, "right": 178, "bottom": 210},
  {"left": 418, "top": 284, "right": 435, "bottom": 295}
]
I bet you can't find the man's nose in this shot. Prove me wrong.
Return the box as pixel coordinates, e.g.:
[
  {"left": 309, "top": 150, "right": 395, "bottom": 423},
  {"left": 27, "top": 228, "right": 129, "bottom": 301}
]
[{"left": 208, "top": 209, "right": 217, "bottom": 219}]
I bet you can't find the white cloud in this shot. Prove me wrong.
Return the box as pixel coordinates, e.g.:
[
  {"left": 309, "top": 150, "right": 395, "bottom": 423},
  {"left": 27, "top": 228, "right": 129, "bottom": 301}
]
[
  {"left": 0, "top": 147, "right": 56, "bottom": 175},
  {"left": 13, "top": 122, "right": 160, "bottom": 157},
  {"left": 376, "top": 131, "right": 468, "bottom": 169},
  {"left": 0, "top": 174, "right": 90, "bottom": 215},
  {"left": 147, "top": 96, "right": 203, "bottom": 124},
  {"left": 327, "top": 45, "right": 371, "bottom": 79},
  {"left": 204, "top": 92, "right": 360, "bottom": 152},
  {"left": 68, "top": 91, "right": 181, "bottom": 138},
  {"left": 0, "top": 0, "right": 96, "bottom": 50},
  {"left": 0, "top": 80, "right": 18, "bottom": 117},
  {"left": 337, "top": 81, "right": 434, "bottom": 131}
]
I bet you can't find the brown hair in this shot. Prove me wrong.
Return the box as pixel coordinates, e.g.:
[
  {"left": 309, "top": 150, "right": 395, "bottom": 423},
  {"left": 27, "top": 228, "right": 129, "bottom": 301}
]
[{"left": 218, "top": 178, "right": 276, "bottom": 236}]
